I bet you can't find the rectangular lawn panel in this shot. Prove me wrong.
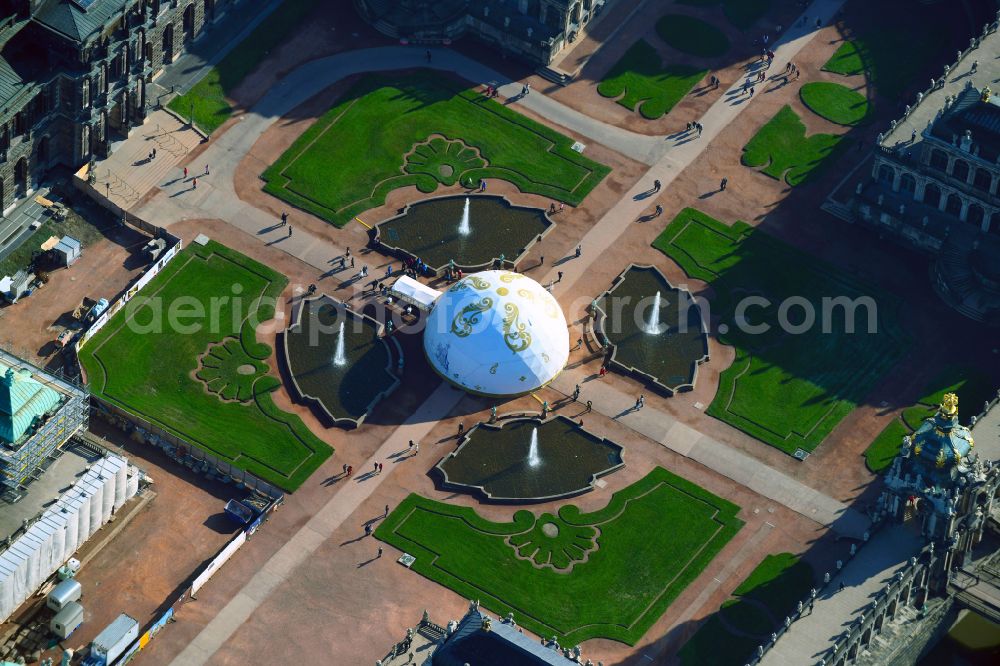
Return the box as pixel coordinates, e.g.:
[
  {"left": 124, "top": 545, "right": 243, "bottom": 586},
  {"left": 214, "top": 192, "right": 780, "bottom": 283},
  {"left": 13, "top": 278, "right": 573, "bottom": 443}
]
[
  {"left": 168, "top": 0, "right": 320, "bottom": 133},
  {"left": 653, "top": 208, "right": 908, "bottom": 454},
  {"left": 78, "top": 241, "right": 331, "bottom": 491},
  {"left": 262, "top": 72, "right": 610, "bottom": 227},
  {"left": 680, "top": 552, "right": 813, "bottom": 666},
  {"left": 376, "top": 467, "right": 743, "bottom": 645},
  {"left": 597, "top": 39, "right": 707, "bottom": 119},
  {"left": 742, "top": 105, "right": 849, "bottom": 186}
]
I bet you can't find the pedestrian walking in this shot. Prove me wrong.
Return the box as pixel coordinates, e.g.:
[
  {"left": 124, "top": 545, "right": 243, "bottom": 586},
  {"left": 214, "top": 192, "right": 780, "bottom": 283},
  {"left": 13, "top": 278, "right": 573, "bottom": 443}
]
[
  {"left": 911, "top": 129, "right": 917, "bottom": 143},
  {"left": 635, "top": 395, "right": 645, "bottom": 410},
  {"left": 183, "top": 166, "right": 188, "bottom": 178},
  {"left": 350, "top": 257, "right": 355, "bottom": 268},
  {"left": 654, "top": 179, "right": 662, "bottom": 192},
  {"left": 414, "top": 443, "right": 419, "bottom": 455},
  {"left": 458, "top": 423, "right": 465, "bottom": 436},
  {"left": 281, "top": 212, "right": 288, "bottom": 226},
  {"left": 347, "top": 465, "right": 353, "bottom": 476},
  {"left": 575, "top": 244, "right": 581, "bottom": 257},
  {"left": 749, "top": 87, "right": 755, "bottom": 97},
  {"left": 152, "top": 148, "right": 157, "bottom": 159},
  {"left": 539, "top": 255, "right": 544, "bottom": 266},
  {"left": 379, "top": 462, "right": 383, "bottom": 473},
  {"left": 972, "top": 60, "right": 979, "bottom": 74},
  {"left": 557, "top": 271, "right": 563, "bottom": 282},
  {"left": 385, "top": 504, "right": 390, "bottom": 517},
  {"left": 408, "top": 440, "right": 414, "bottom": 454},
  {"left": 697, "top": 123, "right": 703, "bottom": 136},
  {"left": 586, "top": 400, "right": 592, "bottom": 413},
  {"left": 377, "top": 546, "right": 383, "bottom": 558},
  {"left": 794, "top": 68, "right": 799, "bottom": 80},
  {"left": 599, "top": 365, "right": 607, "bottom": 378},
  {"left": 343, "top": 463, "right": 348, "bottom": 475},
  {"left": 558, "top": 202, "right": 565, "bottom": 213},
  {"left": 720, "top": 177, "right": 728, "bottom": 191},
  {"left": 374, "top": 461, "right": 379, "bottom": 474},
  {"left": 365, "top": 523, "right": 373, "bottom": 536},
  {"left": 525, "top": 83, "right": 531, "bottom": 95},
  {"left": 655, "top": 204, "right": 663, "bottom": 217},
  {"left": 192, "top": 177, "right": 198, "bottom": 189},
  {"left": 346, "top": 247, "right": 351, "bottom": 258},
  {"left": 204, "top": 164, "right": 209, "bottom": 176},
  {"left": 479, "top": 179, "right": 487, "bottom": 192},
  {"left": 288, "top": 226, "right": 293, "bottom": 238},
  {"left": 572, "top": 384, "right": 580, "bottom": 401},
  {"left": 785, "top": 62, "right": 791, "bottom": 73}
]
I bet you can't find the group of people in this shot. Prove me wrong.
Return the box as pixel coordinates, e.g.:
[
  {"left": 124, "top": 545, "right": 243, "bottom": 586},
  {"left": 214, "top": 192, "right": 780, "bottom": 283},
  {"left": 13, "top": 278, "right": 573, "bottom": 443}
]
[
  {"left": 686, "top": 121, "right": 704, "bottom": 136},
  {"left": 402, "top": 256, "right": 429, "bottom": 277},
  {"left": 444, "top": 266, "right": 465, "bottom": 283}
]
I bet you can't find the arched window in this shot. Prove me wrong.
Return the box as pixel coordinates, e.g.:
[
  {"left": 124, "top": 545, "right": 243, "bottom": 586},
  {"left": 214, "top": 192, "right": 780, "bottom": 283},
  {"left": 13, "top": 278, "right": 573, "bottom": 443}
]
[
  {"left": 900, "top": 173, "right": 916, "bottom": 196},
  {"left": 951, "top": 159, "right": 970, "bottom": 182},
  {"left": 929, "top": 149, "right": 948, "bottom": 171},
  {"left": 945, "top": 193, "right": 963, "bottom": 216},
  {"left": 877, "top": 164, "right": 895, "bottom": 183},
  {"left": 966, "top": 204, "right": 985, "bottom": 227},
  {"left": 973, "top": 168, "right": 993, "bottom": 192},
  {"left": 924, "top": 183, "right": 942, "bottom": 208}
]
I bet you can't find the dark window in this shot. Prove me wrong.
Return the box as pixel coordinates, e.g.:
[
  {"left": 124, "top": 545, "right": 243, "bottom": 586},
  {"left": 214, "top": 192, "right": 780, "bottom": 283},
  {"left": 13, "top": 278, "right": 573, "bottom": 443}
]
[
  {"left": 973, "top": 168, "right": 992, "bottom": 192},
  {"left": 900, "top": 174, "right": 916, "bottom": 195},
  {"left": 952, "top": 159, "right": 970, "bottom": 182}
]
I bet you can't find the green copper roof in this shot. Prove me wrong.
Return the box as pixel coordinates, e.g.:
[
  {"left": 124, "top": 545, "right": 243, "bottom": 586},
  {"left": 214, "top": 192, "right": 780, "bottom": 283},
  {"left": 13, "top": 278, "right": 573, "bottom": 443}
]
[{"left": 0, "top": 360, "right": 61, "bottom": 445}]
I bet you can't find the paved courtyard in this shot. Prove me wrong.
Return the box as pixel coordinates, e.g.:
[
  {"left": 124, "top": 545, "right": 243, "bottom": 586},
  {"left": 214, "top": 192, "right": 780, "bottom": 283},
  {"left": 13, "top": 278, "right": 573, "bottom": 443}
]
[{"left": 36, "top": 0, "right": 1000, "bottom": 664}]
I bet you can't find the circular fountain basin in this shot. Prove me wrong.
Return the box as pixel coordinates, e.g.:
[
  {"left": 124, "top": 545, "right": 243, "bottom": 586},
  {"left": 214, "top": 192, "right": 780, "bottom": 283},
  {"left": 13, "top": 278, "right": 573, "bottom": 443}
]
[
  {"left": 434, "top": 415, "right": 624, "bottom": 504},
  {"left": 595, "top": 264, "right": 709, "bottom": 396},
  {"left": 374, "top": 194, "right": 553, "bottom": 275},
  {"left": 282, "top": 295, "right": 401, "bottom": 428}
]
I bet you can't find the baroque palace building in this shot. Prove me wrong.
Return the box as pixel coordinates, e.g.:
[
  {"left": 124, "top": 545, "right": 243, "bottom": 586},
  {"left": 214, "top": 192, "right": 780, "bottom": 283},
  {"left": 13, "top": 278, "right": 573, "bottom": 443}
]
[
  {"left": 0, "top": 0, "right": 218, "bottom": 213},
  {"left": 837, "top": 17, "right": 1000, "bottom": 324},
  {"left": 354, "top": 0, "right": 607, "bottom": 67}
]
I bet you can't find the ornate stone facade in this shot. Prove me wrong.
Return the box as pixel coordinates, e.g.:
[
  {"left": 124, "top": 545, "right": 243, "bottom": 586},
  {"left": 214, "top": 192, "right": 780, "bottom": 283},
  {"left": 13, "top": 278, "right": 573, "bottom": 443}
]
[
  {"left": 836, "top": 16, "right": 1000, "bottom": 323},
  {"left": 0, "top": 0, "right": 221, "bottom": 213},
  {"left": 354, "top": 0, "right": 609, "bottom": 65}
]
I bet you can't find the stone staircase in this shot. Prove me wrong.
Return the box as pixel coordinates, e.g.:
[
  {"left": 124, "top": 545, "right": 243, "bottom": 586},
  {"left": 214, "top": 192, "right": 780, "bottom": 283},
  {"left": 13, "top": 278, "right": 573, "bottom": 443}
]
[{"left": 536, "top": 65, "right": 574, "bottom": 86}]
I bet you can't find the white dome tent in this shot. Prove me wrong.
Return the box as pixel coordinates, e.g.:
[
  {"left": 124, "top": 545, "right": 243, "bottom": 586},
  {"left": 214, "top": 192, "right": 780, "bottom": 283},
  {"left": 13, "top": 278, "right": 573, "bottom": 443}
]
[{"left": 423, "top": 270, "right": 569, "bottom": 397}]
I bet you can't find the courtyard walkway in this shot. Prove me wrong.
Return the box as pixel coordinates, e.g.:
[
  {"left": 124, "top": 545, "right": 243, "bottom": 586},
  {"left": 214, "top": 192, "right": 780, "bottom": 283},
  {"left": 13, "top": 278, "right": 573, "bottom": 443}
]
[
  {"left": 168, "top": 383, "right": 465, "bottom": 666},
  {"left": 760, "top": 524, "right": 923, "bottom": 665}
]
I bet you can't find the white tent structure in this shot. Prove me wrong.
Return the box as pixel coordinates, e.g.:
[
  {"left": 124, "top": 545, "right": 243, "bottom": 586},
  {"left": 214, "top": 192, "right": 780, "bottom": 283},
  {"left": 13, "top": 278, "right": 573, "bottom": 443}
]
[
  {"left": 389, "top": 275, "right": 441, "bottom": 311},
  {"left": 0, "top": 454, "right": 139, "bottom": 622},
  {"left": 423, "top": 270, "right": 569, "bottom": 396}
]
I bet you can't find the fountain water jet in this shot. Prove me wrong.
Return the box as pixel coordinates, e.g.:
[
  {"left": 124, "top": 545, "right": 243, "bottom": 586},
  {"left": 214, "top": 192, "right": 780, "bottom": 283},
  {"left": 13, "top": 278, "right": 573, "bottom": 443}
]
[
  {"left": 527, "top": 427, "right": 541, "bottom": 468},
  {"left": 333, "top": 322, "right": 347, "bottom": 367},
  {"left": 644, "top": 291, "right": 662, "bottom": 335},
  {"left": 458, "top": 197, "right": 471, "bottom": 236}
]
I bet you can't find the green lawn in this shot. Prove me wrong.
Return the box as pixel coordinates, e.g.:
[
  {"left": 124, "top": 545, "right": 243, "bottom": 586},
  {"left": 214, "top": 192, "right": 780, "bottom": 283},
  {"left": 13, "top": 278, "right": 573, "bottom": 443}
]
[
  {"left": 680, "top": 553, "right": 813, "bottom": 666},
  {"left": 167, "top": 0, "right": 320, "bottom": 133},
  {"left": 821, "top": 22, "right": 948, "bottom": 100},
  {"left": 742, "top": 105, "right": 849, "bottom": 186},
  {"left": 863, "top": 365, "right": 996, "bottom": 472},
  {"left": 799, "top": 82, "right": 870, "bottom": 126},
  {"left": 376, "top": 467, "right": 743, "bottom": 645},
  {"left": 656, "top": 14, "right": 730, "bottom": 58},
  {"left": 676, "top": 0, "right": 771, "bottom": 30},
  {"left": 597, "top": 40, "right": 707, "bottom": 119},
  {"left": 262, "top": 72, "right": 609, "bottom": 227},
  {"left": 653, "top": 208, "right": 908, "bottom": 455},
  {"left": 78, "top": 241, "right": 332, "bottom": 491}
]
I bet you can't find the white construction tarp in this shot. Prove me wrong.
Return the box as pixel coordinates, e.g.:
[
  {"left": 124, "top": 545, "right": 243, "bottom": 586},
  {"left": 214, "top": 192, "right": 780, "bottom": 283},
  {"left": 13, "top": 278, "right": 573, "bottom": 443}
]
[
  {"left": 0, "top": 454, "right": 138, "bottom": 622},
  {"left": 389, "top": 276, "right": 441, "bottom": 311}
]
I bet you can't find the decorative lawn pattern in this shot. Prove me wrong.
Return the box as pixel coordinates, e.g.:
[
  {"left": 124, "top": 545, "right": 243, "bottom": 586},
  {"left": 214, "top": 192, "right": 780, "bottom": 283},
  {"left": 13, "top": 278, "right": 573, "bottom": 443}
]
[
  {"left": 653, "top": 208, "right": 908, "bottom": 454},
  {"left": 656, "top": 14, "right": 730, "bottom": 58},
  {"left": 676, "top": 0, "right": 772, "bottom": 30},
  {"left": 863, "top": 365, "right": 996, "bottom": 472},
  {"left": 167, "top": 0, "right": 320, "bottom": 133},
  {"left": 820, "top": 11, "right": 948, "bottom": 100},
  {"left": 78, "top": 241, "right": 332, "bottom": 491},
  {"left": 376, "top": 467, "right": 743, "bottom": 645},
  {"left": 262, "top": 72, "right": 610, "bottom": 227},
  {"left": 741, "top": 105, "right": 849, "bottom": 186},
  {"left": 799, "top": 82, "right": 870, "bottom": 126},
  {"left": 597, "top": 40, "right": 707, "bottom": 119},
  {"left": 680, "top": 553, "right": 814, "bottom": 666}
]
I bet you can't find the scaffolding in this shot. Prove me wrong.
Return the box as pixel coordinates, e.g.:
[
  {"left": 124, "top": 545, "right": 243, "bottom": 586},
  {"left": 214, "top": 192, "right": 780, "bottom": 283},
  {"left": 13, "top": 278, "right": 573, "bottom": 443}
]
[{"left": 0, "top": 348, "right": 89, "bottom": 496}]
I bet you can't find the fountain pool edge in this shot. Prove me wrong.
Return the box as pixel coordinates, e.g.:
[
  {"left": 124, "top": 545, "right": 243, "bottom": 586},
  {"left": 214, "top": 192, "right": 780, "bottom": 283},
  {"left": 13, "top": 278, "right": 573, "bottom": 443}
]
[{"left": 280, "top": 295, "right": 402, "bottom": 429}]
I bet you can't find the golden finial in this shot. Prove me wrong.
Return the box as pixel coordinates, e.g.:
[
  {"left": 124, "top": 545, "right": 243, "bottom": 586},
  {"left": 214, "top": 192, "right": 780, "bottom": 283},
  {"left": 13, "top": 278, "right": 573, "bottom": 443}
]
[
  {"left": 983, "top": 86, "right": 992, "bottom": 102},
  {"left": 940, "top": 393, "right": 959, "bottom": 417},
  {"left": 936, "top": 447, "right": 946, "bottom": 468},
  {"left": 481, "top": 616, "right": 492, "bottom": 632}
]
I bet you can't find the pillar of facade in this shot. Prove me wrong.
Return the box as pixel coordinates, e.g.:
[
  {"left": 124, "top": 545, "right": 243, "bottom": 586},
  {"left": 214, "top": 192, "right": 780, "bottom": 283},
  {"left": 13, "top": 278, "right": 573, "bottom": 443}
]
[
  {"left": 960, "top": 200, "right": 970, "bottom": 222},
  {"left": 892, "top": 171, "right": 902, "bottom": 192},
  {"left": 982, "top": 211, "right": 992, "bottom": 233},
  {"left": 938, "top": 193, "right": 948, "bottom": 212}
]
